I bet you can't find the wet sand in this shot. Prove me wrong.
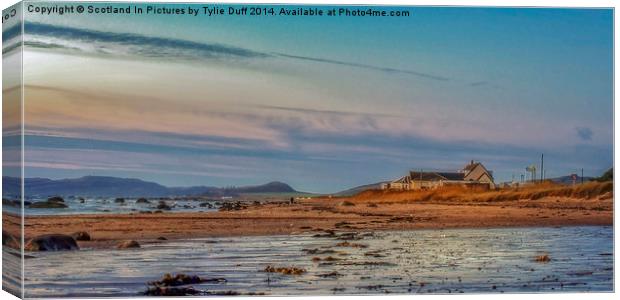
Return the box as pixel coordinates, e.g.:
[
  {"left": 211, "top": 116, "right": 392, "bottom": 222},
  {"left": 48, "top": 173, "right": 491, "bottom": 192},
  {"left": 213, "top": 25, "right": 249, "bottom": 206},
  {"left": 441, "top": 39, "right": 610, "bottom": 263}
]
[
  {"left": 18, "top": 226, "right": 614, "bottom": 296},
  {"left": 5, "top": 196, "right": 612, "bottom": 249}
]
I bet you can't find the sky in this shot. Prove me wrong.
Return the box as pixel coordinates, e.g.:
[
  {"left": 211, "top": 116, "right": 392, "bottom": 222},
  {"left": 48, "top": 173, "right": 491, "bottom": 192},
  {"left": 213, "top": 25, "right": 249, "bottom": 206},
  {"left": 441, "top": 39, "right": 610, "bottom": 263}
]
[{"left": 2, "top": 3, "right": 613, "bottom": 193}]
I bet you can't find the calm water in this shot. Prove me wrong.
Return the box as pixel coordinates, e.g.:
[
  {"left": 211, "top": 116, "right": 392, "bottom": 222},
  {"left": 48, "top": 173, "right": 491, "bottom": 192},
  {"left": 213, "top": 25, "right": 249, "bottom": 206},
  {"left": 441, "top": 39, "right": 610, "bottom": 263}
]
[
  {"left": 9, "top": 197, "right": 220, "bottom": 216},
  {"left": 10, "top": 226, "right": 613, "bottom": 297}
]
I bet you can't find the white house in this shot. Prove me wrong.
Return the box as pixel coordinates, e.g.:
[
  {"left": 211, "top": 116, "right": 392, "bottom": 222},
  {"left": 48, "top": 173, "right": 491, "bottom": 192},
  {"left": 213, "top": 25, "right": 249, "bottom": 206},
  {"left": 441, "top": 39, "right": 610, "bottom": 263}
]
[{"left": 382, "top": 160, "right": 495, "bottom": 190}]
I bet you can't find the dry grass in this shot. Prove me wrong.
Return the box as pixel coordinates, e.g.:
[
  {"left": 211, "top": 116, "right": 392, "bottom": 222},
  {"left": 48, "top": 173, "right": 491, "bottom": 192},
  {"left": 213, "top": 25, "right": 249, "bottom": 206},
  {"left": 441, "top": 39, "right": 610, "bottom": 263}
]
[{"left": 346, "top": 181, "right": 612, "bottom": 204}]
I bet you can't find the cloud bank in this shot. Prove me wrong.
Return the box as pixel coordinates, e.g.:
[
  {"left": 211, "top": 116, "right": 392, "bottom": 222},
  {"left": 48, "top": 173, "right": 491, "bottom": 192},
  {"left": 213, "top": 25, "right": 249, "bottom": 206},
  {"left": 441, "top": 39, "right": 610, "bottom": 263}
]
[{"left": 18, "top": 22, "right": 449, "bottom": 81}]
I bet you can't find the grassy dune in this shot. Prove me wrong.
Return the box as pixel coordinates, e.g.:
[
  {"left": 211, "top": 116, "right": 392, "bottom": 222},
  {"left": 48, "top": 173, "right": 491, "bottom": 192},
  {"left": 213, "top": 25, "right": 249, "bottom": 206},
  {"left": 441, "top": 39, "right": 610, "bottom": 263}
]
[{"left": 346, "top": 181, "right": 613, "bottom": 203}]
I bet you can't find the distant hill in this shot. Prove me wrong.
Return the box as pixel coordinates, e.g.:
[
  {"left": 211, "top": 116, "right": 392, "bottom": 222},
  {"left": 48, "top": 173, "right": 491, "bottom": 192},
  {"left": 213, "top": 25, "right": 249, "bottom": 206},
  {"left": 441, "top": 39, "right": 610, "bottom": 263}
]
[
  {"left": 2, "top": 176, "right": 298, "bottom": 198},
  {"left": 232, "top": 181, "right": 296, "bottom": 193},
  {"left": 549, "top": 175, "right": 594, "bottom": 185},
  {"left": 334, "top": 181, "right": 388, "bottom": 196}
]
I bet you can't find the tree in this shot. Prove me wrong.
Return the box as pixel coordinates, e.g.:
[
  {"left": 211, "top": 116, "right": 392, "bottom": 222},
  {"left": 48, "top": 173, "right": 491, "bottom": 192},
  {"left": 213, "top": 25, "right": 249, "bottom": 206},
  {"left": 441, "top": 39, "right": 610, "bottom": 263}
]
[{"left": 596, "top": 168, "right": 613, "bottom": 182}]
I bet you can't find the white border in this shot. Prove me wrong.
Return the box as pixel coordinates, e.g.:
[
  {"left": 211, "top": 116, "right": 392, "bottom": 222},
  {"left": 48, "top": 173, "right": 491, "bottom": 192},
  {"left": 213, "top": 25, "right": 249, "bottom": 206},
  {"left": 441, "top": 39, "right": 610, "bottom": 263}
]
[{"left": 0, "top": 1, "right": 616, "bottom": 300}]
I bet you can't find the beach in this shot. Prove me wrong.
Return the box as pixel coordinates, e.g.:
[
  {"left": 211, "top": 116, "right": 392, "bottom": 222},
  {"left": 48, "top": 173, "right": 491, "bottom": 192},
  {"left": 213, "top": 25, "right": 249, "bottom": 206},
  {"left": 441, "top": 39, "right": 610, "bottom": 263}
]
[
  {"left": 2, "top": 185, "right": 614, "bottom": 296},
  {"left": 6, "top": 193, "right": 612, "bottom": 250}
]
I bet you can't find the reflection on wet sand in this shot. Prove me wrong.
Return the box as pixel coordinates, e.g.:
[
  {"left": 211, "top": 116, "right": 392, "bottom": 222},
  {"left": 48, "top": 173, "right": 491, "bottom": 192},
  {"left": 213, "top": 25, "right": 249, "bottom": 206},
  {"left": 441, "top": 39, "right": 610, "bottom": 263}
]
[{"left": 19, "top": 226, "right": 612, "bottom": 297}]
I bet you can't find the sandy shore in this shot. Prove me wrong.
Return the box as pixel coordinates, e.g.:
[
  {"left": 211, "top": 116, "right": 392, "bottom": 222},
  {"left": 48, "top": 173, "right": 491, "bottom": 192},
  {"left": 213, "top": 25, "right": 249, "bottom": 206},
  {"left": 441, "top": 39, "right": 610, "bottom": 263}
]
[{"left": 4, "top": 195, "right": 612, "bottom": 249}]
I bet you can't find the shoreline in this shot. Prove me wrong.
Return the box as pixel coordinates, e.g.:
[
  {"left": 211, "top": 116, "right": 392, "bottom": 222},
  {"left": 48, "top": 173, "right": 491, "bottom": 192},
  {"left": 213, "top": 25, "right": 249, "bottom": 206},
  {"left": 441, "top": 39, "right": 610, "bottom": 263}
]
[{"left": 4, "top": 195, "right": 612, "bottom": 250}]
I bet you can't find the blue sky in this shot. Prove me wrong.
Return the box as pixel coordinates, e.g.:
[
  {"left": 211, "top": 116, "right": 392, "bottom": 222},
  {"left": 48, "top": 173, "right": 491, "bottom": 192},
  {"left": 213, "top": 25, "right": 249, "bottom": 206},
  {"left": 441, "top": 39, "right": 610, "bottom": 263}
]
[{"left": 4, "top": 4, "right": 613, "bottom": 193}]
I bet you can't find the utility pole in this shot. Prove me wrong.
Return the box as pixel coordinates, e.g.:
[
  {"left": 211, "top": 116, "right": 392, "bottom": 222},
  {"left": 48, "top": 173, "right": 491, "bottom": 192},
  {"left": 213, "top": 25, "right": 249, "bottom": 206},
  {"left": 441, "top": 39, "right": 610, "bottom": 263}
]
[
  {"left": 540, "top": 153, "right": 544, "bottom": 183},
  {"left": 581, "top": 168, "right": 584, "bottom": 184}
]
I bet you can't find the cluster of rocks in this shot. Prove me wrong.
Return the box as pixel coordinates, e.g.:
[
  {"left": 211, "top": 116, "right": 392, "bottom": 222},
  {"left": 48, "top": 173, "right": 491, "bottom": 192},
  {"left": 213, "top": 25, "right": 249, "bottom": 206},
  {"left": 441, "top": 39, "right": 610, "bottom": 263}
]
[
  {"left": 157, "top": 201, "right": 172, "bottom": 210},
  {"left": 21, "top": 195, "right": 232, "bottom": 213},
  {"left": 136, "top": 198, "right": 150, "bottom": 204},
  {"left": 219, "top": 201, "right": 247, "bottom": 211},
  {"left": 199, "top": 202, "right": 214, "bottom": 209},
  {"left": 16, "top": 231, "right": 143, "bottom": 252},
  {"left": 2, "top": 198, "right": 26, "bottom": 207},
  {"left": 29, "top": 196, "right": 68, "bottom": 209}
]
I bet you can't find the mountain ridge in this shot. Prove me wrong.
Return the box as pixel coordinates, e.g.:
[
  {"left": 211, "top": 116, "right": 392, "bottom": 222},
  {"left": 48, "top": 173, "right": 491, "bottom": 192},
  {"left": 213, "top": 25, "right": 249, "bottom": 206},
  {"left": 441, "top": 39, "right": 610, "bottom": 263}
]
[
  {"left": 334, "top": 181, "right": 388, "bottom": 196},
  {"left": 2, "top": 176, "right": 297, "bottom": 197}
]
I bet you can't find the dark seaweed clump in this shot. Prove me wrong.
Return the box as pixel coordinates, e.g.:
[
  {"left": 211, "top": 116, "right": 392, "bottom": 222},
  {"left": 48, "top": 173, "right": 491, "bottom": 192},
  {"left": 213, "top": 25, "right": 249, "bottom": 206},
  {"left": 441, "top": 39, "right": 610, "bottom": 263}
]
[{"left": 144, "top": 273, "right": 226, "bottom": 296}]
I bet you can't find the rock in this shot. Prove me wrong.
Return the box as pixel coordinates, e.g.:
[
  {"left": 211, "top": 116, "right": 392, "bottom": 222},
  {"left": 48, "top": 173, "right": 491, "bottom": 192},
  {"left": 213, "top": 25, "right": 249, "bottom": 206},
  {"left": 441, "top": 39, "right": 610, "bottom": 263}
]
[
  {"left": 117, "top": 240, "right": 140, "bottom": 249},
  {"left": 4, "top": 199, "right": 31, "bottom": 207},
  {"left": 136, "top": 198, "right": 150, "bottom": 204},
  {"left": 339, "top": 201, "right": 355, "bottom": 206},
  {"left": 78, "top": 197, "right": 85, "bottom": 203},
  {"left": 219, "top": 201, "right": 246, "bottom": 211},
  {"left": 149, "top": 273, "right": 226, "bottom": 287},
  {"left": 114, "top": 198, "right": 125, "bottom": 203},
  {"left": 199, "top": 202, "right": 212, "bottom": 208},
  {"left": 157, "top": 201, "right": 171, "bottom": 210},
  {"left": 157, "top": 236, "right": 167, "bottom": 240},
  {"left": 29, "top": 201, "right": 68, "bottom": 208},
  {"left": 24, "top": 234, "right": 79, "bottom": 251},
  {"left": 47, "top": 196, "right": 65, "bottom": 203},
  {"left": 3, "top": 198, "right": 21, "bottom": 207},
  {"left": 71, "top": 231, "right": 91, "bottom": 241}
]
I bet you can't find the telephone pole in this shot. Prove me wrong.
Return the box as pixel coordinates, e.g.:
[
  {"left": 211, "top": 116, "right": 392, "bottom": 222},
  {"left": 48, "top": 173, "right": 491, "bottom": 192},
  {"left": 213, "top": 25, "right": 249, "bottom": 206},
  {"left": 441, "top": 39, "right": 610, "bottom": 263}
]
[{"left": 540, "top": 153, "right": 544, "bottom": 183}]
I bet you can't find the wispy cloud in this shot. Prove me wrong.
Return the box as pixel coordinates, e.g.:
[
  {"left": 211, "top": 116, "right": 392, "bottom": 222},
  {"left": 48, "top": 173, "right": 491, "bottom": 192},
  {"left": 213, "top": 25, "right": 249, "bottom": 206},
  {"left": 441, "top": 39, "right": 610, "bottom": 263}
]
[
  {"left": 23, "top": 83, "right": 599, "bottom": 156},
  {"left": 24, "top": 22, "right": 267, "bottom": 59},
  {"left": 24, "top": 147, "right": 253, "bottom": 179},
  {"left": 254, "top": 104, "right": 402, "bottom": 118},
  {"left": 274, "top": 53, "right": 449, "bottom": 81},
  {"left": 23, "top": 22, "right": 450, "bottom": 81},
  {"left": 470, "top": 81, "right": 488, "bottom": 87}
]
